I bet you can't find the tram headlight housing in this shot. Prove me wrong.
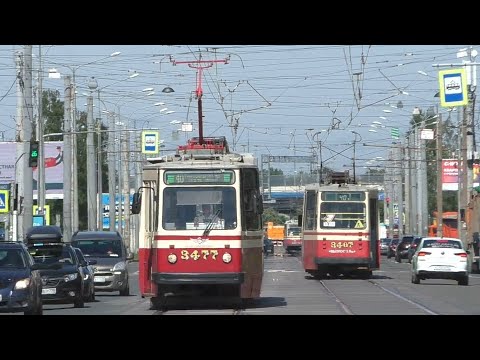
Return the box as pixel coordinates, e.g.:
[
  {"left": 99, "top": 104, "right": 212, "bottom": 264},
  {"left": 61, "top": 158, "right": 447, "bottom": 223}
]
[
  {"left": 167, "top": 254, "right": 177, "bottom": 264},
  {"left": 222, "top": 252, "right": 232, "bottom": 264}
]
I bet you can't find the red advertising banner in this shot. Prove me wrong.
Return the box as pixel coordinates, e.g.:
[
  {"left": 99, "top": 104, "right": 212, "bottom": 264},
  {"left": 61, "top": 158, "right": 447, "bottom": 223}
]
[{"left": 442, "top": 159, "right": 480, "bottom": 191}]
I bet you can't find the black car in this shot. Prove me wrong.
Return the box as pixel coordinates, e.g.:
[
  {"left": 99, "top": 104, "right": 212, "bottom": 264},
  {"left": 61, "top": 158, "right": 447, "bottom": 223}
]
[
  {"left": 263, "top": 238, "right": 274, "bottom": 255},
  {"left": 26, "top": 226, "right": 87, "bottom": 308},
  {"left": 0, "top": 242, "right": 43, "bottom": 315},
  {"left": 387, "top": 238, "right": 400, "bottom": 258},
  {"left": 407, "top": 236, "right": 423, "bottom": 263},
  {"left": 395, "top": 235, "right": 417, "bottom": 263},
  {"left": 74, "top": 248, "right": 96, "bottom": 302}
]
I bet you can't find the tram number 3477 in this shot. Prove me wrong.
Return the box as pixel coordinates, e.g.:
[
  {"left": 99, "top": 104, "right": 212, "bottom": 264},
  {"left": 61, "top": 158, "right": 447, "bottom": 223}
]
[{"left": 180, "top": 249, "right": 219, "bottom": 260}]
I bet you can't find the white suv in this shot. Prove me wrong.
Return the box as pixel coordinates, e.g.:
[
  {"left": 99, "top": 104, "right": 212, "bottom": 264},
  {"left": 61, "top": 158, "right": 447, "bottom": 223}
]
[{"left": 411, "top": 237, "right": 469, "bottom": 286}]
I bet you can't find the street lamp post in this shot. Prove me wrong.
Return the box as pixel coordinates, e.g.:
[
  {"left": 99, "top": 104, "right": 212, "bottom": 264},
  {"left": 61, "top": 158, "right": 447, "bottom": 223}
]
[
  {"left": 86, "top": 77, "right": 98, "bottom": 230},
  {"left": 48, "top": 51, "right": 121, "bottom": 232},
  {"left": 351, "top": 131, "right": 362, "bottom": 184}
]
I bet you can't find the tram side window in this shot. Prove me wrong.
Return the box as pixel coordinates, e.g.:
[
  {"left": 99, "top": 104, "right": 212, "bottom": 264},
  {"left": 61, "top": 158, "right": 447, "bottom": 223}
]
[
  {"left": 242, "top": 168, "right": 262, "bottom": 231},
  {"left": 304, "top": 191, "right": 317, "bottom": 230}
]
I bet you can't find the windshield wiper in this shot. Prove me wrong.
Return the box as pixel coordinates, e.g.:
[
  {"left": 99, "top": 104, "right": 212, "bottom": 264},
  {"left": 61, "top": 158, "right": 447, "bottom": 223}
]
[{"left": 203, "top": 209, "right": 221, "bottom": 237}]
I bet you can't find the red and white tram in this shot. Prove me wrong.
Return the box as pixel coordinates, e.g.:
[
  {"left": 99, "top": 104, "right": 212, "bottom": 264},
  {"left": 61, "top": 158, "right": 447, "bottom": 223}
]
[
  {"left": 300, "top": 178, "right": 380, "bottom": 279},
  {"left": 132, "top": 136, "right": 264, "bottom": 309}
]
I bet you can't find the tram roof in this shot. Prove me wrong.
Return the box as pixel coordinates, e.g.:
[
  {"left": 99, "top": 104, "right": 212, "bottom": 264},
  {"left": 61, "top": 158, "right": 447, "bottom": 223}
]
[{"left": 304, "top": 183, "right": 380, "bottom": 193}]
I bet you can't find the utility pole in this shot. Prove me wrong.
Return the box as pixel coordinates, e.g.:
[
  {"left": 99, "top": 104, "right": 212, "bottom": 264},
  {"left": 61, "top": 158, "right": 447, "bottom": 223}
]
[
  {"left": 23, "top": 45, "right": 34, "bottom": 237},
  {"left": 86, "top": 93, "right": 97, "bottom": 230},
  {"left": 97, "top": 118, "right": 103, "bottom": 230},
  {"left": 436, "top": 113, "right": 443, "bottom": 237},
  {"left": 36, "top": 45, "right": 46, "bottom": 218},
  {"left": 96, "top": 88, "right": 103, "bottom": 230},
  {"left": 134, "top": 131, "right": 142, "bottom": 253},
  {"left": 396, "top": 143, "right": 404, "bottom": 239},
  {"left": 170, "top": 54, "right": 229, "bottom": 145},
  {"left": 108, "top": 113, "right": 116, "bottom": 231},
  {"left": 122, "top": 117, "right": 130, "bottom": 246},
  {"left": 63, "top": 76, "right": 72, "bottom": 241},
  {"left": 411, "top": 126, "right": 418, "bottom": 235},
  {"left": 15, "top": 50, "right": 24, "bottom": 240},
  {"left": 71, "top": 69, "right": 79, "bottom": 232},
  {"left": 404, "top": 137, "right": 411, "bottom": 234}
]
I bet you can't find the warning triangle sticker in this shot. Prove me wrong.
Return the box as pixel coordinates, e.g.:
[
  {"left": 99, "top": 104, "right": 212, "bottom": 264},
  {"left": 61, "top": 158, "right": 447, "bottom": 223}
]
[{"left": 354, "top": 220, "right": 363, "bottom": 229}]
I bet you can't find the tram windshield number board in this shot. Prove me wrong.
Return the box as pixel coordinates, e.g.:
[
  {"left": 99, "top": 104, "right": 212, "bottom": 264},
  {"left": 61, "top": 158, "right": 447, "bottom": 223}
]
[
  {"left": 165, "top": 171, "right": 235, "bottom": 185},
  {"left": 322, "top": 192, "right": 365, "bottom": 201}
]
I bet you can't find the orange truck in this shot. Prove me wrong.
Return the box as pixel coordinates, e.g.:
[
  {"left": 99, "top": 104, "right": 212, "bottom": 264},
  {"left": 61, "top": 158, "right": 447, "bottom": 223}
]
[{"left": 266, "top": 222, "right": 285, "bottom": 246}]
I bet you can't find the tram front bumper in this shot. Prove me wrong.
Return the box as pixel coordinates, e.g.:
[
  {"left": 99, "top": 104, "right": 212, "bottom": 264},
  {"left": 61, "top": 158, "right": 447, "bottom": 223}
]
[
  {"left": 152, "top": 272, "right": 245, "bottom": 285},
  {"left": 315, "top": 257, "right": 371, "bottom": 266}
]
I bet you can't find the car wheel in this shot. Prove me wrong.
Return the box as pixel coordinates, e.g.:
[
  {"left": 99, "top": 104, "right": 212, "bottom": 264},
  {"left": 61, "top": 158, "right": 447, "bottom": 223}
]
[
  {"left": 120, "top": 282, "right": 130, "bottom": 296},
  {"left": 411, "top": 272, "right": 420, "bottom": 284},
  {"left": 74, "top": 294, "right": 85, "bottom": 308},
  {"left": 458, "top": 275, "right": 469, "bottom": 286}
]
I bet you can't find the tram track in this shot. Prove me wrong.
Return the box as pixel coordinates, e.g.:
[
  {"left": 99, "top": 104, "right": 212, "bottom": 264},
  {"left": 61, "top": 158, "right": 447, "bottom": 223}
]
[{"left": 290, "top": 253, "right": 439, "bottom": 315}]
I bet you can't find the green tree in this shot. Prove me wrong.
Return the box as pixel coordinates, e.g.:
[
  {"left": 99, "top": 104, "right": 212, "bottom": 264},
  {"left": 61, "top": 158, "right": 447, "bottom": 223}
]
[
  {"left": 262, "top": 208, "right": 288, "bottom": 225},
  {"left": 41, "top": 90, "right": 110, "bottom": 230}
]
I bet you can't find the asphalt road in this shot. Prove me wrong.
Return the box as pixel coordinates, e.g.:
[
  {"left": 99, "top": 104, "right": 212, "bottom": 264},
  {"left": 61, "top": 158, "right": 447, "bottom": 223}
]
[{"left": 6, "top": 249, "right": 480, "bottom": 315}]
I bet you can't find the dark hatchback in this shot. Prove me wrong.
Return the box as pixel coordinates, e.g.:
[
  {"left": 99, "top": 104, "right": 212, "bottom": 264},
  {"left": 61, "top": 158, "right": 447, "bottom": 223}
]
[
  {"left": 26, "top": 226, "right": 87, "bottom": 308},
  {"left": 0, "top": 242, "right": 43, "bottom": 315},
  {"left": 263, "top": 238, "right": 274, "bottom": 255},
  {"left": 387, "top": 238, "right": 400, "bottom": 258},
  {"left": 395, "top": 235, "right": 418, "bottom": 262}
]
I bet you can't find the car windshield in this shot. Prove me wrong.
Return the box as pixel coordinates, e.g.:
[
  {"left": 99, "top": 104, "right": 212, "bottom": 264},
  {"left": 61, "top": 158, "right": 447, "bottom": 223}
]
[
  {"left": 73, "top": 239, "right": 122, "bottom": 258},
  {"left": 381, "top": 239, "right": 391, "bottom": 244},
  {"left": 28, "top": 244, "right": 73, "bottom": 264},
  {"left": 422, "top": 239, "right": 462, "bottom": 249},
  {"left": 0, "top": 249, "right": 26, "bottom": 269}
]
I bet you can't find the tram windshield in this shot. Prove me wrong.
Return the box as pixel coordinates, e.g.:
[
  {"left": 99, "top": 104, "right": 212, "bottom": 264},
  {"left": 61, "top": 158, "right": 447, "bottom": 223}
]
[
  {"left": 320, "top": 202, "right": 366, "bottom": 230},
  {"left": 162, "top": 187, "right": 237, "bottom": 230}
]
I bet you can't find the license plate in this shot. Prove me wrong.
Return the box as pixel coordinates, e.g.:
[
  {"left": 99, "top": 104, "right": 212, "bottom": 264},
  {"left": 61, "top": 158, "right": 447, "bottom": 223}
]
[
  {"left": 94, "top": 276, "right": 106, "bottom": 283},
  {"left": 433, "top": 267, "right": 450, "bottom": 271},
  {"left": 42, "top": 288, "right": 56, "bottom": 295}
]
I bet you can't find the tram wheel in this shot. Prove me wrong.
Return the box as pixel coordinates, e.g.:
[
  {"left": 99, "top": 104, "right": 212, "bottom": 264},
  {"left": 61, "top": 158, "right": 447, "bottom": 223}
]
[{"left": 150, "top": 296, "right": 167, "bottom": 311}]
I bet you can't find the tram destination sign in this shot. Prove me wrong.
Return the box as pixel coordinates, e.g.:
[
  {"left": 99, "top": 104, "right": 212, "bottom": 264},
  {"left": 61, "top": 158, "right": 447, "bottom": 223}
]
[
  {"left": 322, "top": 192, "right": 365, "bottom": 201},
  {"left": 164, "top": 170, "right": 235, "bottom": 185}
]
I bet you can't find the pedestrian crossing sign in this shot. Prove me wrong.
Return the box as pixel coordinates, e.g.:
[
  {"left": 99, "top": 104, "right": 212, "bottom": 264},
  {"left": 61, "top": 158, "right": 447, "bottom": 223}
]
[
  {"left": 355, "top": 220, "right": 364, "bottom": 229},
  {"left": 0, "top": 190, "right": 9, "bottom": 213}
]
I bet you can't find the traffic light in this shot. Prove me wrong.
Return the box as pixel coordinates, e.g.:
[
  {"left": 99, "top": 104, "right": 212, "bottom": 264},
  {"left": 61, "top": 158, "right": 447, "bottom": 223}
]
[{"left": 29, "top": 141, "right": 39, "bottom": 167}]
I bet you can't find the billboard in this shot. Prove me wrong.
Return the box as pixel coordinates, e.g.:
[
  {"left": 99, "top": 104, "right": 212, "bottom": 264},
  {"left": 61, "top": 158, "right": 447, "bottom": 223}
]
[
  {"left": 101, "top": 193, "right": 134, "bottom": 230},
  {"left": 442, "top": 159, "right": 480, "bottom": 191},
  {"left": 0, "top": 141, "right": 64, "bottom": 196}
]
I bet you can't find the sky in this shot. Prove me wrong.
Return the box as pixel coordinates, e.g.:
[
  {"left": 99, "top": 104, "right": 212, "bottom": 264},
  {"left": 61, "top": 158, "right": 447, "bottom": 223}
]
[{"left": 0, "top": 45, "right": 473, "bottom": 176}]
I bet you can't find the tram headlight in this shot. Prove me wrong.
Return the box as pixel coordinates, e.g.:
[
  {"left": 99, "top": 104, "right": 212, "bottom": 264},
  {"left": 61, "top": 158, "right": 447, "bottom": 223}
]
[
  {"left": 222, "top": 252, "right": 232, "bottom": 264},
  {"left": 167, "top": 254, "right": 177, "bottom": 264}
]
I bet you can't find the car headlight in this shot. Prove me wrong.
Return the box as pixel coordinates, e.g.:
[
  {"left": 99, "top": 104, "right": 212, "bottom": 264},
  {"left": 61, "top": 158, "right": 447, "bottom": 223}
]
[
  {"left": 14, "top": 278, "right": 30, "bottom": 290},
  {"left": 112, "top": 261, "right": 126, "bottom": 271},
  {"left": 64, "top": 273, "right": 78, "bottom": 282},
  {"left": 84, "top": 274, "right": 90, "bottom": 280}
]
